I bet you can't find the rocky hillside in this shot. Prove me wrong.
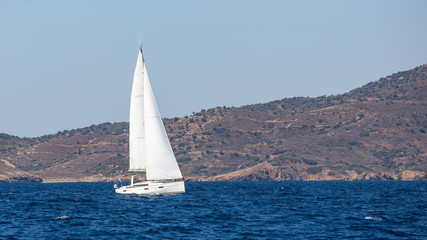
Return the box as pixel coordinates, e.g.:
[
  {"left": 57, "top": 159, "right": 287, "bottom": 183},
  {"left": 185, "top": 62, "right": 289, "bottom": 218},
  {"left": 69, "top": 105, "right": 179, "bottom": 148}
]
[{"left": 1, "top": 65, "right": 426, "bottom": 182}]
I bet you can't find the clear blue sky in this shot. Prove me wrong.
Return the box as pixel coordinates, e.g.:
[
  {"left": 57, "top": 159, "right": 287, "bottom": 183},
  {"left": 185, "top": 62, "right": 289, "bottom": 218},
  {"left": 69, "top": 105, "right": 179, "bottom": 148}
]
[{"left": 1, "top": 0, "right": 426, "bottom": 137}]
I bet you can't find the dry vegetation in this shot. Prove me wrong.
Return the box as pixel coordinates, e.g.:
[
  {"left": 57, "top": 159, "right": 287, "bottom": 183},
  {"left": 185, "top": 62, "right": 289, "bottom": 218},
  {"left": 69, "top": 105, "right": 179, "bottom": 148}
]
[{"left": 1, "top": 65, "right": 426, "bottom": 182}]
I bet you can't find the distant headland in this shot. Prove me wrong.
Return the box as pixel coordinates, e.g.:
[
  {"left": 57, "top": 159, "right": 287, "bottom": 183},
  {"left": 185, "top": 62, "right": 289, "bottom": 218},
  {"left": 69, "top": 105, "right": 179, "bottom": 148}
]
[{"left": 1, "top": 65, "right": 426, "bottom": 182}]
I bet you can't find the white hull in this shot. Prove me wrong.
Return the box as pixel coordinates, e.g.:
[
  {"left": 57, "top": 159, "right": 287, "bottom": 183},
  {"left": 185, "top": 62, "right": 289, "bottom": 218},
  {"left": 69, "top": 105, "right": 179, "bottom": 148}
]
[{"left": 115, "top": 180, "right": 185, "bottom": 195}]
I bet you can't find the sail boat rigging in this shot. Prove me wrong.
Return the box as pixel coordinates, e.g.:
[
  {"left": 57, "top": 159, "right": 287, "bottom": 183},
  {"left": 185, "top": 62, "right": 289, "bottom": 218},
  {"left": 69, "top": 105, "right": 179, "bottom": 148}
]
[{"left": 115, "top": 46, "right": 185, "bottom": 194}]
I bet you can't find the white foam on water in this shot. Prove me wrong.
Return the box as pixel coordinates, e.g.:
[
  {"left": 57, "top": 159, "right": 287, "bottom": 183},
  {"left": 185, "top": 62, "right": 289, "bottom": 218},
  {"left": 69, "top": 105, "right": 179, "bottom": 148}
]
[
  {"left": 52, "top": 215, "right": 71, "bottom": 221},
  {"left": 364, "top": 216, "right": 383, "bottom": 221}
]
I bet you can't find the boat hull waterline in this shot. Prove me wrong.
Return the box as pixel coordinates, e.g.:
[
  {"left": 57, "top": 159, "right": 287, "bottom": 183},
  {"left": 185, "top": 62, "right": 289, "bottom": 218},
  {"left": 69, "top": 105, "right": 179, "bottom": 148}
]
[{"left": 115, "top": 181, "right": 185, "bottom": 195}]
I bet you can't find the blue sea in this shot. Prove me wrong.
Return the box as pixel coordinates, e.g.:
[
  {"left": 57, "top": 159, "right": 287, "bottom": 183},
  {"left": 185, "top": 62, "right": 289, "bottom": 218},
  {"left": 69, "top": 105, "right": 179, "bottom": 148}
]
[{"left": 0, "top": 181, "right": 426, "bottom": 239}]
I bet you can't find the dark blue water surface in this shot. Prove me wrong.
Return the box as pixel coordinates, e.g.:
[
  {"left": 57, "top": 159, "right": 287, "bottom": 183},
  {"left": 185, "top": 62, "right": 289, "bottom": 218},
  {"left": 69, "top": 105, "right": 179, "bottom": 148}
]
[{"left": 0, "top": 181, "right": 426, "bottom": 239}]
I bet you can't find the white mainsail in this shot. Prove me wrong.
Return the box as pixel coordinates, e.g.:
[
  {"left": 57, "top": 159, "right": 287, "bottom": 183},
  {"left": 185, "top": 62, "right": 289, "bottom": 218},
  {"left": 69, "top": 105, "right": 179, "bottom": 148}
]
[
  {"left": 129, "top": 48, "right": 146, "bottom": 171},
  {"left": 129, "top": 47, "right": 183, "bottom": 180}
]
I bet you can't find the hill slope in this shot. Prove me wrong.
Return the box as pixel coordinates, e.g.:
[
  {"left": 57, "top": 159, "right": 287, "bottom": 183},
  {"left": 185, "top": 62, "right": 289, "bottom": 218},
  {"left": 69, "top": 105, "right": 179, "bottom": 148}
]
[{"left": 1, "top": 65, "right": 426, "bottom": 182}]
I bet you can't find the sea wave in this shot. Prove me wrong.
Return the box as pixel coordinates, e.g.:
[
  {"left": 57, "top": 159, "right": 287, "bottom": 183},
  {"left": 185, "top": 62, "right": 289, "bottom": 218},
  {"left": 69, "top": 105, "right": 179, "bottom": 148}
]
[{"left": 52, "top": 215, "right": 71, "bottom": 221}]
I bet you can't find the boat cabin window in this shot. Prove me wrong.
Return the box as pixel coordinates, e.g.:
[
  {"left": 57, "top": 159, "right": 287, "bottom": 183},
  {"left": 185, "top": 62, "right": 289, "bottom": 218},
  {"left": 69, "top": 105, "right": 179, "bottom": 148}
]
[{"left": 134, "top": 183, "right": 148, "bottom": 186}]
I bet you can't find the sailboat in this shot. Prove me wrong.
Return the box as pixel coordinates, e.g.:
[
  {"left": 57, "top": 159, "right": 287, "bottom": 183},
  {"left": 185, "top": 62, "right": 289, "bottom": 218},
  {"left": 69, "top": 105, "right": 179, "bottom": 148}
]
[{"left": 115, "top": 46, "right": 185, "bottom": 194}]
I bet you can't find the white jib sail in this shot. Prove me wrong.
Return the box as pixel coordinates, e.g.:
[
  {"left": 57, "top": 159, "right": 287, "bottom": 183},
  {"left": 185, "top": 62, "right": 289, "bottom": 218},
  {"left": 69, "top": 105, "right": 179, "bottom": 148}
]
[
  {"left": 129, "top": 49, "right": 146, "bottom": 171},
  {"left": 142, "top": 61, "right": 183, "bottom": 181}
]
